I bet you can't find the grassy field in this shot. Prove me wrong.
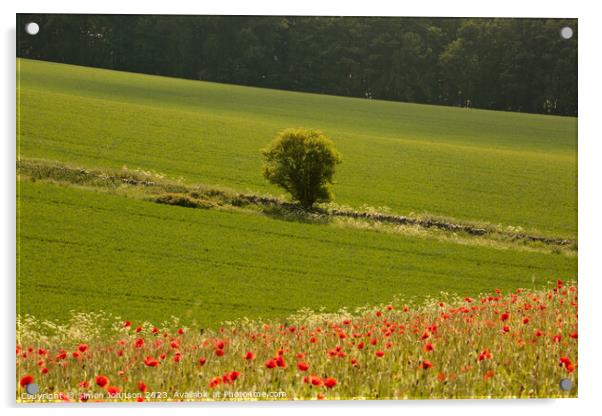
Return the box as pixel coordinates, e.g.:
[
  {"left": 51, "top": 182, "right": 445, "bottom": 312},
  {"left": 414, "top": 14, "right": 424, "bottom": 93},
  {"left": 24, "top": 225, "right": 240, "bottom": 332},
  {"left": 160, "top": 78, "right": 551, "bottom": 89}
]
[
  {"left": 16, "top": 58, "right": 577, "bottom": 328},
  {"left": 17, "top": 180, "right": 576, "bottom": 327},
  {"left": 17, "top": 58, "right": 577, "bottom": 237}
]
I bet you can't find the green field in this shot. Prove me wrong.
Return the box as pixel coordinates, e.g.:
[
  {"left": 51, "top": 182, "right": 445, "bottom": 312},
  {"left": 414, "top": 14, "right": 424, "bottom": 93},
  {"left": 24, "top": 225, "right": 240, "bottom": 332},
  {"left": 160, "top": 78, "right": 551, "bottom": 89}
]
[
  {"left": 16, "top": 59, "right": 578, "bottom": 327},
  {"left": 18, "top": 59, "right": 577, "bottom": 237},
  {"left": 17, "top": 181, "right": 576, "bottom": 327}
]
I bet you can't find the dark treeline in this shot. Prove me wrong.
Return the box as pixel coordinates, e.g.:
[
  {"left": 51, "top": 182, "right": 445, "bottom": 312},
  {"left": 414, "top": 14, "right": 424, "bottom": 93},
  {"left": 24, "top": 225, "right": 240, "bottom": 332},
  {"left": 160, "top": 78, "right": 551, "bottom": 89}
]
[{"left": 17, "top": 14, "right": 577, "bottom": 115}]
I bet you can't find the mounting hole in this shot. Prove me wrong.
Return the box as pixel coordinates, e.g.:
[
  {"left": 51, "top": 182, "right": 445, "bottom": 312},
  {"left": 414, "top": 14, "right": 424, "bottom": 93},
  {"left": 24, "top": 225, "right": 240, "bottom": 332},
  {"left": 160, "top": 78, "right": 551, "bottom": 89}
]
[
  {"left": 25, "top": 22, "right": 39, "bottom": 36},
  {"left": 560, "top": 26, "right": 573, "bottom": 40},
  {"left": 559, "top": 378, "right": 573, "bottom": 391}
]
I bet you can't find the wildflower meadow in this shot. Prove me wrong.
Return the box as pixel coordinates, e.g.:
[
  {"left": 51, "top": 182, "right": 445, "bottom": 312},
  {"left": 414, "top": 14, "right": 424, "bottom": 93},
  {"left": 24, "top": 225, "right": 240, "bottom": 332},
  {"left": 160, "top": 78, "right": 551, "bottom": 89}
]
[{"left": 16, "top": 280, "right": 577, "bottom": 402}]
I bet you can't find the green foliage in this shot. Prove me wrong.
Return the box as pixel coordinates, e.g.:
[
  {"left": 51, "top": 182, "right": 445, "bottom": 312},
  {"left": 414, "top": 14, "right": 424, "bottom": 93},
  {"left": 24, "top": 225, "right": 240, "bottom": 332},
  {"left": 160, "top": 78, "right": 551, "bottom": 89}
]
[
  {"left": 154, "top": 193, "right": 215, "bottom": 209},
  {"left": 262, "top": 128, "right": 342, "bottom": 208}
]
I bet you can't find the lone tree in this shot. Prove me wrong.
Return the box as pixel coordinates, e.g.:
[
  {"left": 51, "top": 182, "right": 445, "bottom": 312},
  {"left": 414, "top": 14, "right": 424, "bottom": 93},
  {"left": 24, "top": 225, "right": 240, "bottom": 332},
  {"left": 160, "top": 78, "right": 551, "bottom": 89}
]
[{"left": 262, "top": 128, "right": 342, "bottom": 209}]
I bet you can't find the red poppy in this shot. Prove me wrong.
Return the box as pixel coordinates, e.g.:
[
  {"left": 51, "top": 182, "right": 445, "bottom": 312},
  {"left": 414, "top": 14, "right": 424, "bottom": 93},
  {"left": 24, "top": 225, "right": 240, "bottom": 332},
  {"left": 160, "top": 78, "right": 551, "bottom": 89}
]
[
  {"left": 570, "top": 332, "right": 578, "bottom": 339},
  {"left": 423, "top": 342, "right": 434, "bottom": 352},
  {"left": 215, "top": 349, "right": 224, "bottom": 357},
  {"left": 265, "top": 358, "right": 277, "bottom": 369},
  {"left": 522, "top": 317, "right": 530, "bottom": 324},
  {"left": 78, "top": 344, "right": 88, "bottom": 353},
  {"left": 420, "top": 360, "right": 433, "bottom": 370},
  {"left": 144, "top": 356, "right": 159, "bottom": 367},
  {"left": 375, "top": 350, "right": 385, "bottom": 358},
  {"left": 559, "top": 356, "right": 575, "bottom": 373},
  {"left": 276, "top": 355, "right": 286, "bottom": 368},
  {"left": 208, "top": 376, "right": 221, "bottom": 388},
  {"left": 478, "top": 349, "right": 493, "bottom": 361},
  {"left": 357, "top": 341, "right": 365, "bottom": 350},
  {"left": 134, "top": 338, "right": 145, "bottom": 348},
  {"left": 553, "top": 334, "right": 562, "bottom": 343},
  {"left": 198, "top": 357, "right": 207, "bottom": 366},
  {"left": 170, "top": 341, "right": 179, "bottom": 349},
  {"left": 151, "top": 327, "right": 159, "bottom": 334},
  {"left": 123, "top": 320, "right": 131, "bottom": 328},
  {"left": 502, "top": 325, "right": 510, "bottom": 333},
  {"left": 484, "top": 370, "right": 495, "bottom": 381},
  {"left": 138, "top": 381, "right": 147, "bottom": 393},
  {"left": 215, "top": 340, "right": 225, "bottom": 350},
  {"left": 324, "top": 377, "right": 337, "bottom": 388},
  {"left": 107, "top": 386, "right": 120, "bottom": 397},
  {"left": 297, "top": 361, "right": 310, "bottom": 371},
  {"left": 244, "top": 351, "right": 255, "bottom": 360},
  {"left": 41, "top": 367, "right": 49, "bottom": 374},
  {"left": 79, "top": 380, "right": 90, "bottom": 388},
  {"left": 501, "top": 312, "right": 510, "bottom": 321},
  {"left": 177, "top": 328, "right": 184, "bottom": 335},
  {"left": 95, "top": 375, "right": 109, "bottom": 388},
  {"left": 135, "top": 326, "right": 142, "bottom": 333},
  {"left": 19, "top": 374, "right": 34, "bottom": 387},
  {"left": 223, "top": 371, "right": 240, "bottom": 384}
]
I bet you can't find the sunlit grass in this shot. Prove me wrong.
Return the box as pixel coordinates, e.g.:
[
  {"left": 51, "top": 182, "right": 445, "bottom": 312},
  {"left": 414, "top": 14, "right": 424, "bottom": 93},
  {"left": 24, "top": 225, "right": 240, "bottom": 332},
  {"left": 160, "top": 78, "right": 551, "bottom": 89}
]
[{"left": 17, "top": 58, "right": 577, "bottom": 236}]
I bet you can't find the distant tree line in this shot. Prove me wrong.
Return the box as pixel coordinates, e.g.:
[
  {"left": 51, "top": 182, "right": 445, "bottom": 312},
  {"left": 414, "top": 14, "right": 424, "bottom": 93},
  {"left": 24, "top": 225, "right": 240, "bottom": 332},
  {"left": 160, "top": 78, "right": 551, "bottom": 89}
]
[{"left": 17, "top": 14, "right": 577, "bottom": 115}]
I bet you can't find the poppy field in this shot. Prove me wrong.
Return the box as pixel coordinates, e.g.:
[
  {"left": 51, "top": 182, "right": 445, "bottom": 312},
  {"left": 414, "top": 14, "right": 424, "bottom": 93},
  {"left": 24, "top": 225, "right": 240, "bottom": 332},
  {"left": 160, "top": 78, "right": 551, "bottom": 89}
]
[{"left": 17, "top": 281, "right": 577, "bottom": 401}]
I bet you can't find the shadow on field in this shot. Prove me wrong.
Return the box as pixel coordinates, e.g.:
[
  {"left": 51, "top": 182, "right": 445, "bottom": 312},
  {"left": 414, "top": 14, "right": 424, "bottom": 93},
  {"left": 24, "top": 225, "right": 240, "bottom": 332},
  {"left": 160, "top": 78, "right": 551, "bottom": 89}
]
[{"left": 261, "top": 204, "right": 332, "bottom": 225}]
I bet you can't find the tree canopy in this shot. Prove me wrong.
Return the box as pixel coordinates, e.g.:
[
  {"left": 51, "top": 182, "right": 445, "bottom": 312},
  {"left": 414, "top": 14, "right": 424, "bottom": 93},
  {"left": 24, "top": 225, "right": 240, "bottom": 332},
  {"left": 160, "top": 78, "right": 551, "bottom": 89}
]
[
  {"left": 17, "top": 15, "right": 577, "bottom": 116},
  {"left": 262, "top": 128, "right": 342, "bottom": 208}
]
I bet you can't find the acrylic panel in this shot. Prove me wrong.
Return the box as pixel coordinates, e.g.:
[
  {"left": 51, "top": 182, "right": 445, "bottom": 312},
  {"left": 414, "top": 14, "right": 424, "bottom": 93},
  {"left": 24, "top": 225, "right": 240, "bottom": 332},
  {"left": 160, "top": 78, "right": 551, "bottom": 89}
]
[{"left": 16, "top": 14, "right": 578, "bottom": 402}]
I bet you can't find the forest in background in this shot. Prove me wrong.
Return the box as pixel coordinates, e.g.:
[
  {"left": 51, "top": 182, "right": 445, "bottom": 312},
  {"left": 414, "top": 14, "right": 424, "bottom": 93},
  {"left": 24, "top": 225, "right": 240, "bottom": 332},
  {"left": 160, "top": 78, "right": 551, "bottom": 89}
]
[{"left": 17, "top": 15, "right": 577, "bottom": 115}]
